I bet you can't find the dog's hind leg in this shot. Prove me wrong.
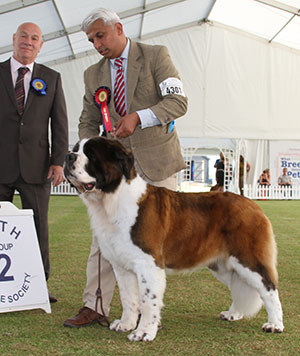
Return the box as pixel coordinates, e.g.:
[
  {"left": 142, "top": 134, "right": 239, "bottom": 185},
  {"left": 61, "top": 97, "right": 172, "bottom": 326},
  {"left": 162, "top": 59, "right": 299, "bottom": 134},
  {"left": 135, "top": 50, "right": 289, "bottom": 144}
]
[
  {"left": 128, "top": 264, "right": 166, "bottom": 342},
  {"left": 260, "top": 288, "right": 283, "bottom": 333},
  {"left": 229, "top": 257, "right": 284, "bottom": 333},
  {"left": 110, "top": 266, "right": 140, "bottom": 333},
  {"left": 209, "top": 262, "right": 261, "bottom": 321},
  {"left": 222, "top": 270, "right": 263, "bottom": 321}
]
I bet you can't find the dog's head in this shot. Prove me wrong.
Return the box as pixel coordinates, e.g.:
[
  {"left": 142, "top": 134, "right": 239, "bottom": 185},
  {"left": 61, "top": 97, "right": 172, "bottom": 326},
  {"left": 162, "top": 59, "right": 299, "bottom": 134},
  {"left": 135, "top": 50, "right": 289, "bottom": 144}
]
[{"left": 64, "top": 137, "right": 136, "bottom": 194}]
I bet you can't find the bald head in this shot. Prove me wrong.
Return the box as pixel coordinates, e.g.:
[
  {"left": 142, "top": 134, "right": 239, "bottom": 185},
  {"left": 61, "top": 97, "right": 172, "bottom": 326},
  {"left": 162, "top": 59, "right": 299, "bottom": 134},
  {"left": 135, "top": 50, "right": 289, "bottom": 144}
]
[{"left": 13, "top": 22, "right": 43, "bottom": 65}]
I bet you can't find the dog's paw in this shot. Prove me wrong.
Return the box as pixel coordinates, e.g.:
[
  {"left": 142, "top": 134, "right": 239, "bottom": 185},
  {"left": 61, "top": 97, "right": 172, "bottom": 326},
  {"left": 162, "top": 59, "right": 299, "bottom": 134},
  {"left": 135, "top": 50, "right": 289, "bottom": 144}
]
[
  {"left": 128, "top": 326, "right": 157, "bottom": 342},
  {"left": 220, "top": 311, "right": 243, "bottom": 321},
  {"left": 262, "top": 322, "right": 284, "bottom": 333},
  {"left": 109, "top": 319, "right": 136, "bottom": 333}
]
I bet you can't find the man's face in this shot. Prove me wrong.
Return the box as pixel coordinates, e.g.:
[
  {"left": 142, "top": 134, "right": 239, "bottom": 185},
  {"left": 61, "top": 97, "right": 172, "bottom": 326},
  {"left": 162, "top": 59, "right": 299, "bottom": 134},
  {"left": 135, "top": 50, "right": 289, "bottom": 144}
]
[
  {"left": 283, "top": 168, "right": 288, "bottom": 175},
  {"left": 13, "top": 23, "right": 43, "bottom": 65},
  {"left": 87, "top": 19, "right": 124, "bottom": 59}
]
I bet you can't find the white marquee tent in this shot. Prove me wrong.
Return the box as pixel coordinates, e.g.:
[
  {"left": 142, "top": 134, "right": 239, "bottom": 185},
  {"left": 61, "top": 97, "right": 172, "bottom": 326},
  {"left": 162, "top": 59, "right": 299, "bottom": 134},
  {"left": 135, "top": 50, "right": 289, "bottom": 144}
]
[{"left": 1, "top": 0, "right": 300, "bottom": 187}]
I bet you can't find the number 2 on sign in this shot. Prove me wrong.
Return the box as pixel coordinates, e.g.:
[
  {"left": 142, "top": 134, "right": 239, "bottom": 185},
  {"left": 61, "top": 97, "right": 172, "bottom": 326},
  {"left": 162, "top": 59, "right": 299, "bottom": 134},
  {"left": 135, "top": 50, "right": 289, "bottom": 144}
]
[{"left": 0, "top": 254, "right": 14, "bottom": 282}]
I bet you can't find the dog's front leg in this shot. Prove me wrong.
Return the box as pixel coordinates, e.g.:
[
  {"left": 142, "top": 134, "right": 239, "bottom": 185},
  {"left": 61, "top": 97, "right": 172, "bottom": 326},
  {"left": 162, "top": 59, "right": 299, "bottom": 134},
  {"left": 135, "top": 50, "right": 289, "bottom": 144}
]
[
  {"left": 128, "top": 264, "right": 166, "bottom": 342},
  {"left": 109, "top": 266, "right": 140, "bottom": 333}
]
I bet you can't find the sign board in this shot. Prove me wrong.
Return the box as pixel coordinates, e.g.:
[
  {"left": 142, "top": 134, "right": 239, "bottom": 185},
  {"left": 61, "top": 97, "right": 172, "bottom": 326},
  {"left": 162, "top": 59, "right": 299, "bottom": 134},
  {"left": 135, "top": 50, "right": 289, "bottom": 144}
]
[
  {"left": 269, "top": 140, "right": 300, "bottom": 186},
  {"left": 0, "top": 201, "right": 51, "bottom": 314}
]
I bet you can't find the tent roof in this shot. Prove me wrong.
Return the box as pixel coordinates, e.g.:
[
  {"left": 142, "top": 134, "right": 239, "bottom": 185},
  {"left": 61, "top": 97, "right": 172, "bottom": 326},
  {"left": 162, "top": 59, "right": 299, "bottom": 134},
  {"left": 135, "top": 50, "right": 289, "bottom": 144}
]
[{"left": 1, "top": 0, "right": 300, "bottom": 66}]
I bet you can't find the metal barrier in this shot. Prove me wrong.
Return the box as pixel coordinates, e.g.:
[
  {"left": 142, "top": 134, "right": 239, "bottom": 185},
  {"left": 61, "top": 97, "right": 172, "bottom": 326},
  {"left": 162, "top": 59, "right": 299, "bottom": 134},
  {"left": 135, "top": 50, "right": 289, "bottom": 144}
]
[{"left": 243, "top": 184, "right": 300, "bottom": 200}]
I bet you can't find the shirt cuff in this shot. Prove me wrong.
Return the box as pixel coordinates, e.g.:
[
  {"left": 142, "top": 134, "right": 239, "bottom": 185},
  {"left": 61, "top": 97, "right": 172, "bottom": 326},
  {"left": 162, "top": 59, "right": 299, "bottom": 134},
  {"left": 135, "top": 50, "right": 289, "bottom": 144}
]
[{"left": 137, "top": 109, "right": 161, "bottom": 129}]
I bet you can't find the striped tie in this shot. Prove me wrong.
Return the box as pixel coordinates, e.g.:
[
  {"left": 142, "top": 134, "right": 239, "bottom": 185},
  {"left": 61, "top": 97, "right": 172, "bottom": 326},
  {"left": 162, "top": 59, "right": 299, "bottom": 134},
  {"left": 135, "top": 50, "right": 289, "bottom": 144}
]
[
  {"left": 15, "top": 67, "right": 29, "bottom": 116},
  {"left": 114, "top": 58, "right": 127, "bottom": 117}
]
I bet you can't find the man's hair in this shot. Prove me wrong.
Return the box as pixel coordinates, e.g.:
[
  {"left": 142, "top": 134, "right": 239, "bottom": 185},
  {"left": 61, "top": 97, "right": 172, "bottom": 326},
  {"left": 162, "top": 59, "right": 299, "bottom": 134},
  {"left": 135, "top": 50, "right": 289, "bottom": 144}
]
[{"left": 81, "top": 8, "right": 121, "bottom": 33}]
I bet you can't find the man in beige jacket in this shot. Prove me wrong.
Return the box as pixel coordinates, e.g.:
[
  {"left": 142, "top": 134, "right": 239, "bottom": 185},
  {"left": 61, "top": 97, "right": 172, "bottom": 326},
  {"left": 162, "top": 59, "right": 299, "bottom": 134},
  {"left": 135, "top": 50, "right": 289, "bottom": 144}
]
[{"left": 64, "top": 8, "right": 188, "bottom": 328}]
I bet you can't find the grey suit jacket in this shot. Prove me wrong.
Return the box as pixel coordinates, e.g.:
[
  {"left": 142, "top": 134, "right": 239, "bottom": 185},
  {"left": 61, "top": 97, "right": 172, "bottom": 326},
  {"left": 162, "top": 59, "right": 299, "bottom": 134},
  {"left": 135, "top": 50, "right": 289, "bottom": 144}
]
[
  {"left": 0, "top": 59, "right": 68, "bottom": 184},
  {"left": 78, "top": 41, "right": 188, "bottom": 181}
]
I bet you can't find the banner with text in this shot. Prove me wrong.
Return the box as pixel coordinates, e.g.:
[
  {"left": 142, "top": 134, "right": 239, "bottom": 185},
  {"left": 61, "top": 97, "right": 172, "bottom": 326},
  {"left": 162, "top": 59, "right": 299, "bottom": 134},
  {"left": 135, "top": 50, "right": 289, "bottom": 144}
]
[{"left": 269, "top": 141, "right": 300, "bottom": 186}]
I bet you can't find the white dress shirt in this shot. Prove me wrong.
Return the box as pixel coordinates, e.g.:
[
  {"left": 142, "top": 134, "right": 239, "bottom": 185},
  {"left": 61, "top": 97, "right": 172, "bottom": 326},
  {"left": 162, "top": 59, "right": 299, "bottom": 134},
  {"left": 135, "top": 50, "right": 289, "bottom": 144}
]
[
  {"left": 10, "top": 56, "right": 34, "bottom": 104},
  {"left": 110, "top": 39, "right": 160, "bottom": 129}
]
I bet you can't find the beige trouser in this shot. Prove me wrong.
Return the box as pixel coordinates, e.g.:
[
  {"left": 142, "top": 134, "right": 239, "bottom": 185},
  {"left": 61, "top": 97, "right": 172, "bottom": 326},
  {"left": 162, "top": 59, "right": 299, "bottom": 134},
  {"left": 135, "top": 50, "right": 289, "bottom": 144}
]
[{"left": 83, "top": 172, "right": 177, "bottom": 315}]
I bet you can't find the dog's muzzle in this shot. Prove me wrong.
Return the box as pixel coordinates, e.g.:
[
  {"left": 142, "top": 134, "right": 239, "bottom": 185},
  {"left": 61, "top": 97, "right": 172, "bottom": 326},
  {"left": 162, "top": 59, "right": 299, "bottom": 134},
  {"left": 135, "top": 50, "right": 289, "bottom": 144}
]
[
  {"left": 63, "top": 152, "right": 77, "bottom": 184},
  {"left": 63, "top": 152, "right": 96, "bottom": 193}
]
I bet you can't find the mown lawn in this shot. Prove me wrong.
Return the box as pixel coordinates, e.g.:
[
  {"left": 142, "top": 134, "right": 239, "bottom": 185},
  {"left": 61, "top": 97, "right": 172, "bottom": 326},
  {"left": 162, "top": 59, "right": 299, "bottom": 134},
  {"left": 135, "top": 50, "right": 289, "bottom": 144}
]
[{"left": 0, "top": 197, "right": 299, "bottom": 356}]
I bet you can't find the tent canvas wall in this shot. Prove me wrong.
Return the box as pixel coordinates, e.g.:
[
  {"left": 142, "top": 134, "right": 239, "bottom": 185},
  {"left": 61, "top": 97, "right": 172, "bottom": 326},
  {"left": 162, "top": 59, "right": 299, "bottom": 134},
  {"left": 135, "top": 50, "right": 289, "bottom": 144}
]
[{"left": 51, "top": 21, "right": 300, "bottom": 186}]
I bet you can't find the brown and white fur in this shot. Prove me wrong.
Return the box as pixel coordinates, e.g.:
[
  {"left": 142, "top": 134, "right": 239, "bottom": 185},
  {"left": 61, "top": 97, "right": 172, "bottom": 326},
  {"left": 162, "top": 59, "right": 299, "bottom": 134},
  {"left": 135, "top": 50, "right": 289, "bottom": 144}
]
[{"left": 64, "top": 137, "right": 284, "bottom": 342}]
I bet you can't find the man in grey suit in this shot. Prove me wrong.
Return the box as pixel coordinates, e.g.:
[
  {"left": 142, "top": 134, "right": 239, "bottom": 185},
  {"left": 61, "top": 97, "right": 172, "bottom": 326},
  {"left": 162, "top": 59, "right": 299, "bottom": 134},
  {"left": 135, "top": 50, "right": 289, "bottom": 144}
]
[
  {"left": 0, "top": 23, "right": 68, "bottom": 302},
  {"left": 64, "top": 8, "right": 187, "bottom": 327}
]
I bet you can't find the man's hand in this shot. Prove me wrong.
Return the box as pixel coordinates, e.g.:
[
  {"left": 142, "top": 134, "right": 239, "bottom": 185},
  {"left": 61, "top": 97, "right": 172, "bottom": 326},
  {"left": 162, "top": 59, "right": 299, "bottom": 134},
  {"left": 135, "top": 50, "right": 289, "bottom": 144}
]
[
  {"left": 114, "top": 112, "right": 140, "bottom": 139},
  {"left": 47, "top": 165, "right": 64, "bottom": 187}
]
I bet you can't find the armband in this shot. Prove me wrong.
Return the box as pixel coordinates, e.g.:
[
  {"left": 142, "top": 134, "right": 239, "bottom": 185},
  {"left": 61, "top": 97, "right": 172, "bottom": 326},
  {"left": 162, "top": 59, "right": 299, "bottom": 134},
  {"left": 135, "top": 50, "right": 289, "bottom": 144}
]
[{"left": 159, "top": 77, "right": 185, "bottom": 97}]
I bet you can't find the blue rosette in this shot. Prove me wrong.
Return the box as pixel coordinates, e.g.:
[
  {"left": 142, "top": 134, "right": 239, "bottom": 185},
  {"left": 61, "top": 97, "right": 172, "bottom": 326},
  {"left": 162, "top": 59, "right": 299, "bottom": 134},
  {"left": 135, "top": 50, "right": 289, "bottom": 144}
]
[{"left": 31, "top": 78, "right": 47, "bottom": 96}]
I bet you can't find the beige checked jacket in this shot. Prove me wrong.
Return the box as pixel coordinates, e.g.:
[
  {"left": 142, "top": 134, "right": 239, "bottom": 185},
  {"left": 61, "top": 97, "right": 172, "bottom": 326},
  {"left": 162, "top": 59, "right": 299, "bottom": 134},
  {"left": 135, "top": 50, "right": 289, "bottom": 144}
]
[{"left": 78, "top": 41, "right": 188, "bottom": 182}]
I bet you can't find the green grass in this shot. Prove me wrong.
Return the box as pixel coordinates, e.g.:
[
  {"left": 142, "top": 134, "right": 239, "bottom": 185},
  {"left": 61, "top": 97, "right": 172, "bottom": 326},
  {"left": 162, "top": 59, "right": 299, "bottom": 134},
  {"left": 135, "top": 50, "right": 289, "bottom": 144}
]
[{"left": 1, "top": 197, "right": 300, "bottom": 355}]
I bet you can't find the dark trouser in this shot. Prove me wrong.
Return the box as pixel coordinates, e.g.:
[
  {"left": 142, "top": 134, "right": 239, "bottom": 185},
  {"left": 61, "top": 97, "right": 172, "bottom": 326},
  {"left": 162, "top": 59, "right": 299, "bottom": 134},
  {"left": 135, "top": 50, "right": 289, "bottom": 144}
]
[{"left": 0, "top": 176, "right": 51, "bottom": 280}]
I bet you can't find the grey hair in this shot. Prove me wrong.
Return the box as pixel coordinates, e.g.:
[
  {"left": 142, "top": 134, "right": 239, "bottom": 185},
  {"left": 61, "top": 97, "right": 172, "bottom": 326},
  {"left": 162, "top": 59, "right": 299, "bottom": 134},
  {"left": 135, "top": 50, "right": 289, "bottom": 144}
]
[{"left": 81, "top": 8, "right": 121, "bottom": 33}]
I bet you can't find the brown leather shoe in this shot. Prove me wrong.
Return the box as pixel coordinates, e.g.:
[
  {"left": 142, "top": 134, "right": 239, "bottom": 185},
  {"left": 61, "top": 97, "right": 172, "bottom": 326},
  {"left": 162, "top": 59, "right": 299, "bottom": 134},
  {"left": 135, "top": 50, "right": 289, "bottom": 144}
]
[
  {"left": 49, "top": 293, "right": 57, "bottom": 303},
  {"left": 63, "top": 307, "right": 106, "bottom": 328}
]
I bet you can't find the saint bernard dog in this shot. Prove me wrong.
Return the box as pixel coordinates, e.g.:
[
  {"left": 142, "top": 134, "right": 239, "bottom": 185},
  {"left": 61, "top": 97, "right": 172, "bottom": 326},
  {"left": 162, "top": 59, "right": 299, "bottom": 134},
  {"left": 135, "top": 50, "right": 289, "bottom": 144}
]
[{"left": 64, "top": 136, "right": 284, "bottom": 342}]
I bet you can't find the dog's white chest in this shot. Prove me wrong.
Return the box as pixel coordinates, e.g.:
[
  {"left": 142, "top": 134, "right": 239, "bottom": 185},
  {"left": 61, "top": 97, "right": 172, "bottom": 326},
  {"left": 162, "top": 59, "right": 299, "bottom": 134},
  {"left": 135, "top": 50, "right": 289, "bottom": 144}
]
[{"left": 83, "top": 177, "right": 149, "bottom": 270}]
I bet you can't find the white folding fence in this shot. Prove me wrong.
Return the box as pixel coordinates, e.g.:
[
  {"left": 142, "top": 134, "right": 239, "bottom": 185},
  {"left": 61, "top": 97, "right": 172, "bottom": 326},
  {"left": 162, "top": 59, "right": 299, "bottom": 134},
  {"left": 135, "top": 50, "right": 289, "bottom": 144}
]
[
  {"left": 243, "top": 184, "right": 300, "bottom": 200},
  {"left": 49, "top": 180, "right": 300, "bottom": 200},
  {"left": 51, "top": 181, "right": 77, "bottom": 195},
  {"left": 178, "top": 140, "right": 246, "bottom": 195}
]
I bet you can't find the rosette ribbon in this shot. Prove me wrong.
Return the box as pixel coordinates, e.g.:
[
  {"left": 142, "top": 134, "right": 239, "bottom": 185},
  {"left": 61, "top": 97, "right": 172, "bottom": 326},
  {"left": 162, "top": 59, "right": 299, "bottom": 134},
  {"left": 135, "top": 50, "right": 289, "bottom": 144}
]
[
  {"left": 31, "top": 78, "right": 47, "bottom": 96},
  {"left": 93, "top": 86, "right": 112, "bottom": 133}
]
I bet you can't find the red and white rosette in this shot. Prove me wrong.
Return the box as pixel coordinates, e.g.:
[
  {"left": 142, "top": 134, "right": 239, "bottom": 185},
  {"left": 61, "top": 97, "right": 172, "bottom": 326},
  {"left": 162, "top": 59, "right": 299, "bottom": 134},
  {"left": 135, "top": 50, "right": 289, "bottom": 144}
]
[{"left": 93, "top": 86, "right": 112, "bottom": 133}]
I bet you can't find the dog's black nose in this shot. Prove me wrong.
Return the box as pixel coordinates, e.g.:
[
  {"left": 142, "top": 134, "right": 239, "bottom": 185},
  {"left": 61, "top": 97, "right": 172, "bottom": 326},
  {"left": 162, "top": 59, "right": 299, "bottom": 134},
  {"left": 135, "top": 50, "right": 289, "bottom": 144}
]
[{"left": 66, "top": 152, "right": 77, "bottom": 164}]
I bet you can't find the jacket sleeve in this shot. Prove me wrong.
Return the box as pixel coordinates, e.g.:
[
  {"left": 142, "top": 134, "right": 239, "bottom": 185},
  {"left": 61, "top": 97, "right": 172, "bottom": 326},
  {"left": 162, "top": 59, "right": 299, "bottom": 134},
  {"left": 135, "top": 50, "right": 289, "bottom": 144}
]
[
  {"left": 149, "top": 46, "right": 188, "bottom": 125},
  {"left": 50, "top": 73, "right": 69, "bottom": 166}
]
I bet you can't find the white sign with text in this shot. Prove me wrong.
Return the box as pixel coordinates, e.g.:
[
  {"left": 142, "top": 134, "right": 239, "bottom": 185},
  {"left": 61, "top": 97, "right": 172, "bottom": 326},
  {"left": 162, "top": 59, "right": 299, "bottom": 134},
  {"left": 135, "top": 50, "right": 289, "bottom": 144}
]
[
  {"left": 0, "top": 202, "right": 51, "bottom": 314},
  {"left": 269, "top": 140, "right": 300, "bottom": 186}
]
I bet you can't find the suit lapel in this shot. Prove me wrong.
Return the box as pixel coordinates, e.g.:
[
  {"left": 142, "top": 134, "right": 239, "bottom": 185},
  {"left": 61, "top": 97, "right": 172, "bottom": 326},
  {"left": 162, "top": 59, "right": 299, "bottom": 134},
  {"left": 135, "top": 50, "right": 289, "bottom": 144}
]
[
  {"left": 23, "top": 62, "right": 40, "bottom": 116},
  {"left": 95, "top": 50, "right": 141, "bottom": 117},
  {"left": 95, "top": 59, "right": 122, "bottom": 123},
  {"left": 0, "top": 59, "right": 18, "bottom": 109},
  {"left": 98, "top": 59, "right": 118, "bottom": 117},
  {"left": 98, "top": 59, "right": 112, "bottom": 89},
  {"left": 126, "top": 41, "right": 141, "bottom": 113}
]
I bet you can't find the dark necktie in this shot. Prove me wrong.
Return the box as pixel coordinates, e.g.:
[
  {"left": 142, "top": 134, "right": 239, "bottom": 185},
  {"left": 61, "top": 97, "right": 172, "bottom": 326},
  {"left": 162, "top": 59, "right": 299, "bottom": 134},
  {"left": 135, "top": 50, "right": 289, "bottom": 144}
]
[
  {"left": 15, "top": 67, "right": 29, "bottom": 116},
  {"left": 114, "top": 58, "right": 127, "bottom": 117}
]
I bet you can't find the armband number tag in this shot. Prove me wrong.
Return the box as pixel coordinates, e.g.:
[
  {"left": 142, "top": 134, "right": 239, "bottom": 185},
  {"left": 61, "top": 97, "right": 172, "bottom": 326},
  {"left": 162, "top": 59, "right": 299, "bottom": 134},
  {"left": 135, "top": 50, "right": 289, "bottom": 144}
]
[{"left": 159, "top": 78, "right": 185, "bottom": 97}]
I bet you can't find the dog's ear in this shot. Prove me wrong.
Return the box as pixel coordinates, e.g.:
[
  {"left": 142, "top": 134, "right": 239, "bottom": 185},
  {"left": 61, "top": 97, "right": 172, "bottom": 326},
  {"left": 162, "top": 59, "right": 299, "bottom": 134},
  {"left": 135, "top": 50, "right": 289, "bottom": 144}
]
[
  {"left": 92, "top": 148, "right": 134, "bottom": 192},
  {"left": 115, "top": 147, "right": 135, "bottom": 180},
  {"left": 94, "top": 170, "right": 106, "bottom": 191}
]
